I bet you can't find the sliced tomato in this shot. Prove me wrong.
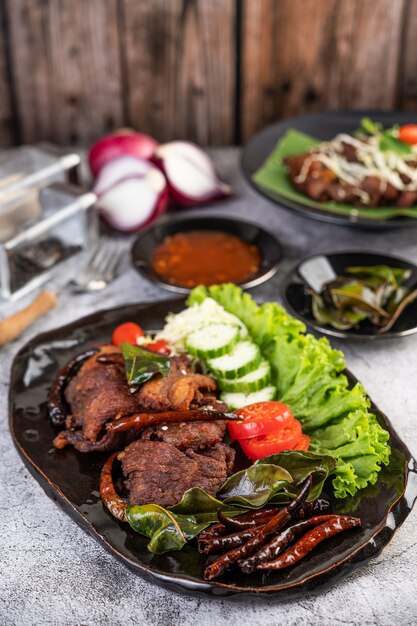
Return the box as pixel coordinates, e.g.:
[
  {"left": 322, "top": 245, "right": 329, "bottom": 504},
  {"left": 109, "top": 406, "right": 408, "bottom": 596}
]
[
  {"left": 145, "top": 338, "right": 171, "bottom": 355},
  {"left": 292, "top": 434, "right": 310, "bottom": 451},
  {"left": 228, "top": 401, "right": 294, "bottom": 441},
  {"left": 112, "top": 322, "right": 144, "bottom": 347},
  {"left": 238, "top": 419, "right": 302, "bottom": 461},
  {"left": 399, "top": 124, "right": 417, "bottom": 145}
]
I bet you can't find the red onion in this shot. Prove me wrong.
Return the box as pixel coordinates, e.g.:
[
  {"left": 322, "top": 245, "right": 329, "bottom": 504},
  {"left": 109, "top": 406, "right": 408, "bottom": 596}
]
[
  {"left": 89, "top": 130, "right": 158, "bottom": 177},
  {"left": 93, "top": 156, "right": 168, "bottom": 232},
  {"left": 153, "top": 141, "right": 232, "bottom": 207}
]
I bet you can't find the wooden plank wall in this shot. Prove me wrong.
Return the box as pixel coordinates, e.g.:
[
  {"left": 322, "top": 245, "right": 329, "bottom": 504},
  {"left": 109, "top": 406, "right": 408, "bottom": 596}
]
[{"left": 0, "top": 0, "right": 416, "bottom": 148}]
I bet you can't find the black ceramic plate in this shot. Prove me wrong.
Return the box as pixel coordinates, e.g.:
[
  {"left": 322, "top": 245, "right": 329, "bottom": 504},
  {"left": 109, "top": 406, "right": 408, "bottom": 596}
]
[
  {"left": 241, "top": 110, "right": 417, "bottom": 229},
  {"left": 131, "top": 214, "right": 282, "bottom": 293},
  {"left": 9, "top": 299, "right": 417, "bottom": 600},
  {"left": 283, "top": 251, "right": 417, "bottom": 340}
]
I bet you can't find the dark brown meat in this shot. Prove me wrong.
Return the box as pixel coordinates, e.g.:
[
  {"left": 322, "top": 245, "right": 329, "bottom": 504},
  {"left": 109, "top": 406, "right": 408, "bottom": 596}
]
[
  {"left": 64, "top": 345, "right": 140, "bottom": 441},
  {"left": 119, "top": 440, "right": 233, "bottom": 507},
  {"left": 141, "top": 420, "right": 226, "bottom": 450},
  {"left": 200, "top": 442, "right": 236, "bottom": 473},
  {"left": 137, "top": 355, "right": 217, "bottom": 411},
  {"left": 285, "top": 145, "right": 417, "bottom": 209},
  {"left": 53, "top": 347, "right": 223, "bottom": 453}
]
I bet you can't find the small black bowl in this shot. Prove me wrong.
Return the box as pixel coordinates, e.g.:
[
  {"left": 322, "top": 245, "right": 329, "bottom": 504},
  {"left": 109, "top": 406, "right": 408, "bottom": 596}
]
[
  {"left": 131, "top": 214, "right": 282, "bottom": 294},
  {"left": 282, "top": 251, "right": 417, "bottom": 340}
]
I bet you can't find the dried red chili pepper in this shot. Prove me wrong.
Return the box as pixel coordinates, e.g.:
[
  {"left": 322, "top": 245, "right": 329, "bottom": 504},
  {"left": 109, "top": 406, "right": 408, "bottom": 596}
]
[
  {"left": 203, "top": 475, "right": 313, "bottom": 580},
  {"left": 239, "top": 514, "right": 335, "bottom": 573},
  {"left": 257, "top": 515, "right": 361, "bottom": 570},
  {"left": 99, "top": 452, "right": 127, "bottom": 522},
  {"left": 216, "top": 506, "right": 279, "bottom": 531},
  {"left": 105, "top": 409, "right": 240, "bottom": 433}
]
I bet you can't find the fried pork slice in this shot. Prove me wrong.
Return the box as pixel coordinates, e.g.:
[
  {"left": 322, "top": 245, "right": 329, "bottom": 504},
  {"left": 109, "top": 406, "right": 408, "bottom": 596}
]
[
  {"left": 64, "top": 345, "right": 141, "bottom": 442},
  {"left": 53, "top": 349, "right": 224, "bottom": 453},
  {"left": 141, "top": 420, "right": 227, "bottom": 451},
  {"left": 136, "top": 354, "right": 217, "bottom": 411},
  {"left": 119, "top": 440, "right": 234, "bottom": 507}
]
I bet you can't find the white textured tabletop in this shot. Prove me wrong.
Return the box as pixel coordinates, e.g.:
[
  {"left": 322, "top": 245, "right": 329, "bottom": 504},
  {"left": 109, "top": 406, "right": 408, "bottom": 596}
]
[{"left": 1, "top": 149, "right": 417, "bottom": 626}]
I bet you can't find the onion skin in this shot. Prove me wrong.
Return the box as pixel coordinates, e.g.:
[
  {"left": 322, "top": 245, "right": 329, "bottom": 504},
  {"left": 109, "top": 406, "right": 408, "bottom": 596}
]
[
  {"left": 152, "top": 141, "right": 232, "bottom": 208},
  {"left": 89, "top": 130, "right": 158, "bottom": 177}
]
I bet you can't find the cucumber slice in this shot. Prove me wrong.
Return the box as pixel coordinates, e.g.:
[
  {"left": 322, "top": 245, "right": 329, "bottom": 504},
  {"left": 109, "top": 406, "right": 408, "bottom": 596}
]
[
  {"left": 221, "top": 385, "right": 277, "bottom": 410},
  {"left": 185, "top": 323, "right": 240, "bottom": 359},
  {"left": 208, "top": 341, "right": 261, "bottom": 380},
  {"left": 219, "top": 360, "right": 271, "bottom": 394}
]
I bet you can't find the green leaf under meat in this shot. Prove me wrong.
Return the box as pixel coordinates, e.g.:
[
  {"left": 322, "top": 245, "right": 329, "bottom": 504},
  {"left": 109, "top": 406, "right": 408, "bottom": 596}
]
[
  {"left": 188, "top": 284, "right": 391, "bottom": 499},
  {"left": 126, "top": 451, "right": 333, "bottom": 553},
  {"left": 121, "top": 342, "right": 170, "bottom": 387}
]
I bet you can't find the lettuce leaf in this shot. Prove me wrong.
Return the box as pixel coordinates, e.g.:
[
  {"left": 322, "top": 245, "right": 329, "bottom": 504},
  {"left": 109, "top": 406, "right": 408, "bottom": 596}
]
[
  {"left": 126, "top": 451, "right": 334, "bottom": 553},
  {"left": 188, "top": 284, "right": 391, "bottom": 498}
]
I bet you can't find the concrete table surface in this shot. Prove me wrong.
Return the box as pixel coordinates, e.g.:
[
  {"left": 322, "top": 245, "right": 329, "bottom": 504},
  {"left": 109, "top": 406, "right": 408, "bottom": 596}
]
[{"left": 1, "top": 148, "right": 416, "bottom": 626}]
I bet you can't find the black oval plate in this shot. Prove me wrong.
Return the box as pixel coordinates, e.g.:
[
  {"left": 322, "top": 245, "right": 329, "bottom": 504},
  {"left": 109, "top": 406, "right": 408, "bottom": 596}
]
[
  {"left": 283, "top": 251, "right": 417, "bottom": 340},
  {"left": 131, "top": 214, "right": 282, "bottom": 294},
  {"left": 241, "top": 110, "right": 417, "bottom": 229},
  {"left": 9, "top": 299, "right": 417, "bottom": 600}
]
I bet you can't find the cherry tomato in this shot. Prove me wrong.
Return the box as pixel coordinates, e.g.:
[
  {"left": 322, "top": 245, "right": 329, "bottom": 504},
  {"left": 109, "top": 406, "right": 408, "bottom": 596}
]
[
  {"left": 145, "top": 339, "right": 171, "bottom": 355},
  {"left": 112, "top": 322, "right": 144, "bottom": 347},
  {"left": 238, "top": 419, "right": 303, "bottom": 461},
  {"left": 399, "top": 124, "right": 417, "bottom": 145},
  {"left": 228, "top": 401, "right": 294, "bottom": 440},
  {"left": 292, "top": 434, "right": 310, "bottom": 451}
]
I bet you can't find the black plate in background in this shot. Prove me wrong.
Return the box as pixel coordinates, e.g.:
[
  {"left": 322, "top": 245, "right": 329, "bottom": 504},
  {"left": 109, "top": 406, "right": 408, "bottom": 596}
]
[
  {"left": 241, "top": 110, "right": 417, "bottom": 229},
  {"left": 9, "top": 299, "right": 417, "bottom": 600},
  {"left": 131, "top": 214, "right": 282, "bottom": 293},
  {"left": 283, "top": 252, "right": 417, "bottom": 340}
]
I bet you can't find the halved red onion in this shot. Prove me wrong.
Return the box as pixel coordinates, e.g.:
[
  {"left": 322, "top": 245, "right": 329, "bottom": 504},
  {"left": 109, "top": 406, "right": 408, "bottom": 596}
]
[
  {"left": 89, "top": 130, "right": 158, "bottom": 177},
  {"left": 94, "top": 158, "right": 168, "bottom": 232},
  {"left": 153, "top": 141, "right": 232, "bottom": 207}
]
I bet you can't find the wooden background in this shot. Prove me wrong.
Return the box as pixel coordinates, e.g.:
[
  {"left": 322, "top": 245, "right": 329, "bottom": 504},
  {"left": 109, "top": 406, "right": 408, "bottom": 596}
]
[{"left": 0, "top": 0, "right": 415, "bottom": 148}]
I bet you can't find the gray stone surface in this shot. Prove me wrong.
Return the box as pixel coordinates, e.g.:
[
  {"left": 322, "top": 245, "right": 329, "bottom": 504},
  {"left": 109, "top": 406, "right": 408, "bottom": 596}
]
[{"left": 1, "top": 148, "right": 417, "bottom": 626}]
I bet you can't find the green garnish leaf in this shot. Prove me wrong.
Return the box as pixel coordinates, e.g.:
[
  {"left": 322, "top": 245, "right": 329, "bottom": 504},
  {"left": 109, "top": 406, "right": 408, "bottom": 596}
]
[
  {"left": 379, "top": 133, "right": 413, "bottom": 155},
  {"left": 120, "top": 342, "right": 170, "bottom": 387},
  {"left": 126, "top": 451, "right": 333, "bottom": 553},
  {"left": 359, "top": 117, "right": 384, "bottom": 135}
]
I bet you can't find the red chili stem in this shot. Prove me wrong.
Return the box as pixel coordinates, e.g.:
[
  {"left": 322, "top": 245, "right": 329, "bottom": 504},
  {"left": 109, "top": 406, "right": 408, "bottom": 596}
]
[
  {"left": 239, "top": 514, "right": 335, "bottom": 573},
  {"left": 106, "top": 409, "right": 241, "bottom": 433},
  {"left": 203, "top": 476, "right": 313, "bottom": 580},
  {"left": 257, "top": 515, "right": 361, "bottom": 570},
  {"left": 99, "top": 452, "right": 127, "bottom": 522}
]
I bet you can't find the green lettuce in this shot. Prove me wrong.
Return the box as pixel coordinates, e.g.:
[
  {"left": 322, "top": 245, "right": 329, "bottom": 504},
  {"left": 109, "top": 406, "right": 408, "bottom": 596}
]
[
  {"left": 126, "top": 451, "right": 335, "bottom": 553},
  {"left": 188, "top": 284, "right": 391, "bottom": 498}
]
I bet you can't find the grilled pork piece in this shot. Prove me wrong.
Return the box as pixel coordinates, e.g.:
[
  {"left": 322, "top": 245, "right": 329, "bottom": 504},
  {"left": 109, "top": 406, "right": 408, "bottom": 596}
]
[
  {"left": 284, "top": 133, "right": 417, "bottom": 208},
  {"left": 52, "top": 346, "right": 226, "bottom": 453},
  {"left": 141, "top": 420, "right": 227, "bottom": 451},
  {"left": 119, "top": 440, "right": 235, "bottom": 507}
]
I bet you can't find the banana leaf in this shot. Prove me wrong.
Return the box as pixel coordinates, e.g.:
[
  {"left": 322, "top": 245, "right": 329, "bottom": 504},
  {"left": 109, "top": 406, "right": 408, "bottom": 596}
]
[
  {"left": 126, "top": 451, "right": 336, "bottom": 553},
  {"left": 253, "top": 129, "right": 417, "bottom": 221}
]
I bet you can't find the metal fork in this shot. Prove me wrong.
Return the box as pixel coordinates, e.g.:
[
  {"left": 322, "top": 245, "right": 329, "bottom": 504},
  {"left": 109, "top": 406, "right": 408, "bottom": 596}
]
[{"left": 70, "top": 238, "right": 124, "bottom": 293}]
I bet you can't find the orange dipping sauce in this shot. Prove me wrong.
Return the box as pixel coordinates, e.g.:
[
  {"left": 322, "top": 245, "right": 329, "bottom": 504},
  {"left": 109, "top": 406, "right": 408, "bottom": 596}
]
[{"left": 151, "top": 230, "right": 261, "bottom": 288}]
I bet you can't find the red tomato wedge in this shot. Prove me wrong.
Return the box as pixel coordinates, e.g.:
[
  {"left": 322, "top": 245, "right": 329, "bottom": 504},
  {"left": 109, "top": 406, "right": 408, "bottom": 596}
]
[
  {"left": 292, "top": 434, "right": 310, "bottom": 451},
  {"left": 145, "top": 338, "right": 171, "bottom": 355},
  {"left": 112, "top": 322, "right": 144, "bottom": 347},
  {"left": 399, "top": 124, "right": 417, "bottom": 145},
  {"left": 228, "top": 401, "right": 294, "bottom": 440},
  {"left": 238, "top": 419, "right": 302, "bottom": 461}
]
